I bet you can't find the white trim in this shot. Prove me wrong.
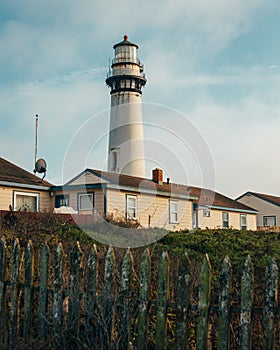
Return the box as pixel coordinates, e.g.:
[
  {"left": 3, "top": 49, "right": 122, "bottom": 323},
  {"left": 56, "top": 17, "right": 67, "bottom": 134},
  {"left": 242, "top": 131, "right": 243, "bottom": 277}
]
[
  {"left": 126, "top": 195, "right": 137, "bottom": 220},
  {"left": 240, "top": 214, "right": 247, "bottom": 230},
  {"left": 169, "top": 200, "right": 179, "bottom": 224},
  {"left": 78, "top": 193, "right": 94, "bottom": 211}
]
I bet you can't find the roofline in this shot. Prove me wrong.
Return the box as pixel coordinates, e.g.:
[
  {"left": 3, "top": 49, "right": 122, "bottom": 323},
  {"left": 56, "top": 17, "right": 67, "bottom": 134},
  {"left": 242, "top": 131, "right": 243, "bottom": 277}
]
[
  {"left": 236, "top": 191, "right": 280, "bottom": 209},
  {"left": 108, "top": 183, "right": 198, "bottom": 200},
  {"left": 0, "top": 180, "right": 51, "bottom": 191},
  {"left": 199, "top": 204, "right": 258, "bottom": 214},
  {"left": 52, "top": 183, "right": 103, "bottom": 191},
  {"left": 53, "top": 182, "right": 198, "bottom": 200}
]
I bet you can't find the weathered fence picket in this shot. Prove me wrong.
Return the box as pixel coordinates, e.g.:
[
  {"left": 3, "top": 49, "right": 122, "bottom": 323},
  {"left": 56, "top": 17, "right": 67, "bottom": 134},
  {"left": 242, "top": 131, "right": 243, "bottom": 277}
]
[
  {"left": 85, "top": 244, "right": 98, "bottom": 344},
  {"left": 9, "top": 239, "right": 19, "bottom": 350},
  {"left": 217, "top": 256, "right": 232, "bottom": 350},
  {"left": 239, "top": 255, "right": 253, "bottom": 350},
  {"left": 68, "top": 242, "right": 82, "bottom": 338},
  {"left": 155, "top": 250, "right": 169, "bottom": 350},
  {"left": 175, "top": 252, "right": 190, "bottom": 349},
  {"left": 118, "top": 248, "right": 132, "bottom": 349},
  {"left": 38, "top": 243, "right": 49, "bottom": 340},
  {"left": 262, "top": 257, "right": 278, "bottom": 350},
  {"left": 23, "top": 240, "right": 34, "bottom": 341},
  {"left": 0, "top": 238, "right": 6, "bottom": 345},
  {"left": 0, "top": 238, "right": 279, "bottom": 349},
  {"left": 103, "top": 246, "right": 115, "bottom": 349},
  {"left": 196, "top": 253, "right": 211, "bottom": 350},
  {"left": 136, "top": 248, "right": 150, "bottom": 349},
  {"left": 53, "top": 242, "right": 64, "bottom": 337}
]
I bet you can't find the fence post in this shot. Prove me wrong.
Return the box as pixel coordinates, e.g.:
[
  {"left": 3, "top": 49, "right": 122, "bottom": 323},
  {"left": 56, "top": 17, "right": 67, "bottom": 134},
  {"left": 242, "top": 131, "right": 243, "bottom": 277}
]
[
  {"left": 23, "top": 240, "right": 34, "bottom": 341},
  {"left": 217, "top": 255, "right": 232, "bottom": 350},
  {"left": 136, "top": 248, "right": 150, "bottom": 350},
  {"left": 0, "top": 238, "right": 6, "bottom": 347},
  {"left": 85, "top": 244, "right": 98, "bottom": 345},
  {"left": 175, "top": 252, "right": 191, "bottom": 349},
  {"left": 9, "top": 239, "right": 20, "bottom": 350},
  {"left": 118, "top": 248, "right": 132, "bottom": 349},
  {"left": 53, "top": 243, "right": 64, "bottom": 343},
  {"left": 68, "top": 242, "right": 82, "bottom": 339},
  {"left": 196, "top": 253, "right": 212, "bottom": 350},
  {"left": 155, "top": 250, "right": 169, "bottom": 350},
  {"left": 39, "top": 243, "right": 49, "bottom": 340},
  {"left": 102, "top": 246, "right": 115, "bottom": 349},
  {"left": 239, "top": 255, "right": 253, "bottom": 350},
  {"left": 262, "top": 257, "right": 278, "bottom": 350}
]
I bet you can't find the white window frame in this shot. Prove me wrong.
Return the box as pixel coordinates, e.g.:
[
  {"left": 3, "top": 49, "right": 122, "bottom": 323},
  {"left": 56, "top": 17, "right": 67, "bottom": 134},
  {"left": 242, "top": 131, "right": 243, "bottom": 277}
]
[
  {"left": 13, "top": 191, "right": 39, "bottom": 212},
  {"left": 222, "top": 212, "right": 229, "bottom": 228},
  {"left": 126, "top": 195, "right": 137, "bottom": 220},
  {"left": 169, "top": 200, "right": 179, "bottom": 224},
  {"left": 78, "top": 193, "right": 94, "bottom": 212},
  {"left": 263, "top": 216, "right": 276, "bottom": 227},
  {"left": 240, "top": 214, "right": 247, "bottom": 230}
]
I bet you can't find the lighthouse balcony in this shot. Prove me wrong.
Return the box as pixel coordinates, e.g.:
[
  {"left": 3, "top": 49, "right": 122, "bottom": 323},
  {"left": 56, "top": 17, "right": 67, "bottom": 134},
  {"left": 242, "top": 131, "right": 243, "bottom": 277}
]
[
  {"left": 112, "top": 57, "right": 141, "bottom": 65},
  {"left": 107, "top": 69, "right": 146, "bottom": 79}
]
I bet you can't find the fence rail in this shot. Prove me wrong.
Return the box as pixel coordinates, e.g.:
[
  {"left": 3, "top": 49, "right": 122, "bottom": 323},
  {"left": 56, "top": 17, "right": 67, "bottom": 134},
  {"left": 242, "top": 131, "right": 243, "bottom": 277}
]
[{"left": 0, "top": 238, "right": 279, "bottom": 349}]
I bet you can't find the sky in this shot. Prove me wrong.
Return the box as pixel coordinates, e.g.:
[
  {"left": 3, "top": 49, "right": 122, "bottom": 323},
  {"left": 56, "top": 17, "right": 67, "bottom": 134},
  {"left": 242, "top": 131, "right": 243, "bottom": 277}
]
[{"left": 1, "top": 0, "right": 280, "bottom": 198}]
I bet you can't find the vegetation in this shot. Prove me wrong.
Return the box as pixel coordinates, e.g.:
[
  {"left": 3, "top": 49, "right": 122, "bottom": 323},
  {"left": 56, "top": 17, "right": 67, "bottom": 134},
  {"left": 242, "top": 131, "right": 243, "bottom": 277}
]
[
  {"left": 1, "top": 212, "right": 280, "bottom": 348},
  {"left": 1, "top": 211, "right": 280, "bottom": 269}
]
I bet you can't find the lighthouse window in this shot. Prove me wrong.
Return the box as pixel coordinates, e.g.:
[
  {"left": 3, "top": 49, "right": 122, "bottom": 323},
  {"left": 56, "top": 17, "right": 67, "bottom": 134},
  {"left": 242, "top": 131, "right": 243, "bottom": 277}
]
[
  {"left": 120, "top": 80, "right": 125, "bottom": 88},
  {"left": 126, "top": 195, "right": 137, "bottom": 220}
]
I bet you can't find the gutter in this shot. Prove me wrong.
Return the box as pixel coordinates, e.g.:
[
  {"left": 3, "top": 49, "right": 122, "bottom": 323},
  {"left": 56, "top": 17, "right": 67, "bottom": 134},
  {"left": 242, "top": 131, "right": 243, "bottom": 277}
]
[
  {"left": 0, "top": 180, "right": 51, "bottom": 191},
  {"left": 108, "top": 183, "right": 198, "bottom": 200},
  {"left": 195, "top": 203, "right": 258, "bottom": 214}
]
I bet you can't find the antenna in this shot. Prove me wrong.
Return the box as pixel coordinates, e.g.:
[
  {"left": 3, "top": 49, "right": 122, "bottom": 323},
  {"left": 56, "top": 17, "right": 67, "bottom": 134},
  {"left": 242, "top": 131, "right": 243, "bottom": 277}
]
[
  {"left": 34, "top": 114, "right": 38, "bottom": 173},
  {"left": 33, "top": 114, "right": 47, "bottom": 180}
]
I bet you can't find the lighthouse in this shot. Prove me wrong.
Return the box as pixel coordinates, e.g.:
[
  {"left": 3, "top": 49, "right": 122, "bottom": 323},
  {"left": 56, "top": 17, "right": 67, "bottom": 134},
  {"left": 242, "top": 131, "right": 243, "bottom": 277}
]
[{"left": 106, "top": 35, "right": 146, "bottom": 178}]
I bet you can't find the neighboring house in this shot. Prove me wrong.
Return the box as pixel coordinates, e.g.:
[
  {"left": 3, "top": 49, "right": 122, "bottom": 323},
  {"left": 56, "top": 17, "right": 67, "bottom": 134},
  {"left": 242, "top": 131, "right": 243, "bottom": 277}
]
[
  {"left": 53, "top": 168, "right": 258, "bottom": 231},
  {"left": 237, "top": 191, "right": 280, "bottom": 228},
  {"left": 191, "top": 187, "right": 258, "bottom": 230},
  {"left": 0, "top": 157, "right": 53, "bottom": 212}
]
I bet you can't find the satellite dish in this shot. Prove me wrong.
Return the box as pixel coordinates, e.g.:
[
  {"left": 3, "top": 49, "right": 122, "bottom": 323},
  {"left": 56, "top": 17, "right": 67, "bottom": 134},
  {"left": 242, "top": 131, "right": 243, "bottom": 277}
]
[{"left": 34, "top": 158, "right": 47, "bottom": 179}]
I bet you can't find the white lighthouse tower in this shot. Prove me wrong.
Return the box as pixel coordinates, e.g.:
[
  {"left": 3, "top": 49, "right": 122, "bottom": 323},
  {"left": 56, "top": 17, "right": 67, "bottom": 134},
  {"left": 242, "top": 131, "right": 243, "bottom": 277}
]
[{"left": 106, "top": 35, "right": 146, "bottom": 177}]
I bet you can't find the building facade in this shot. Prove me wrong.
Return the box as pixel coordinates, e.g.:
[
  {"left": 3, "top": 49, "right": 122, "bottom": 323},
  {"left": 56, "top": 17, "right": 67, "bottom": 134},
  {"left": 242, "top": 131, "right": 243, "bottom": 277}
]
[{"left": 237, "top": 191, "right": 280, "bottom": 228}]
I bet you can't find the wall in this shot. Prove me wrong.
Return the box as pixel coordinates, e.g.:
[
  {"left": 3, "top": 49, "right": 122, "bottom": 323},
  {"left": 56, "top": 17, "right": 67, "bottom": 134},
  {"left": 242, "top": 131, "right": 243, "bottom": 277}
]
[
  {"left": 106, "top": 188, "right": 193, "bottom": 230},
  {"left": 238, "top": 194, "right": 280, "bottom": 227},
  {"left": 56, "top": 188, "right": 105, "bottom": 217},
  {"left": 196, "top": 208, "right": 257, "bottom": 230}
]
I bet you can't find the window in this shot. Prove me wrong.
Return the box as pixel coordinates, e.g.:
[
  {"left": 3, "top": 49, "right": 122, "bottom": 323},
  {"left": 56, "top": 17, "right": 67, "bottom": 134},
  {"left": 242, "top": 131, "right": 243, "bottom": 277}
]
[
  {"left": 169, "top": 200, "right": 178, "bottom": 224},
  {"left": 78, "top": 193, "right": 94, "bottom": 211},
  {"left": 263, "top": 216, "right": 276, "bottom": 227},
  {"left": 110, "top": 148, "right": 120, "bottom": 172},
  {"left": 203, "top": 209, "right": 210, "bottom": 217},
  {"left": 240, "top": 214, "right": 247, "bottom": 230},
  {"left": 126, "top": 195, "right": 137, "bottom": 220},
  {"left": 222, "top": 212, "right": 229, "bottom": 228},
  {"left": 55, "top": 194, "right": 69, "bottom": 208},
  {"left": 13, "top": 191, "right": 39, "bottom": 212}
]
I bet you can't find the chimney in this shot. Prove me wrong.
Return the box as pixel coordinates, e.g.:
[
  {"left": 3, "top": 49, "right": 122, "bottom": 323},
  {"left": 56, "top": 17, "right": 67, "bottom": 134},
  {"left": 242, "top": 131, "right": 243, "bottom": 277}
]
[{"left": 152, "top": 168, "right": 163, "bottom": 185}]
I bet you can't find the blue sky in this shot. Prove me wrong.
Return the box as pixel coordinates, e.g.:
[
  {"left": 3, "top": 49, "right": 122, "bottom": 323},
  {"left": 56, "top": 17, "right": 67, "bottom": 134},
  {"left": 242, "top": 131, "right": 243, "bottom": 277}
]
[{"left": 1, "top": 0, "right": 280, "bottom": 198}]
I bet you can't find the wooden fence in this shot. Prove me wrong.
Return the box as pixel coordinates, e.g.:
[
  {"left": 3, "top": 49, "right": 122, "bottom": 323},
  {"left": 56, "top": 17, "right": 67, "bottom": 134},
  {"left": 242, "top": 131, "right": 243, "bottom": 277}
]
[{"left": 0, "top": 238, "right": 279, "bottom": 349}]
